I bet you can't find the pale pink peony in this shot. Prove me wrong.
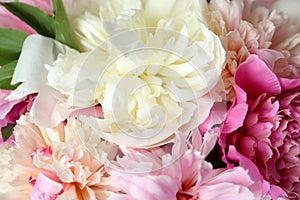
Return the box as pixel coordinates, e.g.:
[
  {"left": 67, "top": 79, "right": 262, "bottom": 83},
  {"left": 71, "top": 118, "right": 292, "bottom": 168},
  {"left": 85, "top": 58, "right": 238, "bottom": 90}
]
[
  {"left": 221, "top": 55, "right": 300, "bottom": 199},
  {"left": 106, "top": 130, "right": 277, "bottom": 200},
  {"left": 3, "top": 116, "right": 118, "bottom": 199},
  {"left": 206, "top": 0, "right": 300, "bottom": 101}
]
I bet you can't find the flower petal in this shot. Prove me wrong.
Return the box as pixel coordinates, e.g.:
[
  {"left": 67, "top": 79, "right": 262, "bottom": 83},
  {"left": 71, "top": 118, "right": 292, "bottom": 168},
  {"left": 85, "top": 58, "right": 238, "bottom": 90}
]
[{"left": 235, "top": 55, "right": 281, "bottom": 99}]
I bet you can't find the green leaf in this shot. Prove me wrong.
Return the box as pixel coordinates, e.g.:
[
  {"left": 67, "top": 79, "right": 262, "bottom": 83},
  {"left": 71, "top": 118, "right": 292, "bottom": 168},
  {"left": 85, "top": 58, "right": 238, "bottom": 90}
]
[
  {"left": 0, "top": 60, "right": 20, "bottom": 90},
  {"left": 1, "top": 2, "right": 55, "bottom": 37},
  {"left": 0, "top": 28, "right": 28, "bottom": 65},
  {"left": 52, "top": 0, "right": 79, "bottom": 50},
  {"left": 1, "top": 123, "right": 15, "bottom": 142}
]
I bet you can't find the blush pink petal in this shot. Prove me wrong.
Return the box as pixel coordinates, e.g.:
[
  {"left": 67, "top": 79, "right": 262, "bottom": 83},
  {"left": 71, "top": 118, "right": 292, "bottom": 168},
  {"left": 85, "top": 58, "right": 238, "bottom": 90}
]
[
  {"left": 235, "top": 55, "right": 281, "bottom": 99},
  {"left": 255, "top": 49, "right": 284, "bottom": 71},
  {"left": 129, "top": 175, "right": 178, "bottom": 200},
  {"left": 70, "top": 106, "right": 104, "bottom": 118},
  {"left": 0, "top": 90, "right": 11, "bottom": 103},
  {"left": 199, "top": 182, "right": 254, "bottom": 200},
  {"left": 30, "top": 171, "right": 62, "bottom": 200}
]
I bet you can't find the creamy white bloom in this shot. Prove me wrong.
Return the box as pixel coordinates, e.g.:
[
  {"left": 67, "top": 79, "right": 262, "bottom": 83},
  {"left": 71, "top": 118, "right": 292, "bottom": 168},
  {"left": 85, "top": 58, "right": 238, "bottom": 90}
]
[
  {"left": 66, "top": 0, "right": 206, "bottom": 52},
  {"left": 47, "top": 0, "right": 225, "bottom": 147}
]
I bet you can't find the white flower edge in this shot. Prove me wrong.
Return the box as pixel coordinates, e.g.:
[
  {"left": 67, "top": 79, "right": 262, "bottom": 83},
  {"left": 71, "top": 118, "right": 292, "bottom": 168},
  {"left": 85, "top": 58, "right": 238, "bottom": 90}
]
[{"left": 8, "top": 35, "right": 71, "bottom": 127}]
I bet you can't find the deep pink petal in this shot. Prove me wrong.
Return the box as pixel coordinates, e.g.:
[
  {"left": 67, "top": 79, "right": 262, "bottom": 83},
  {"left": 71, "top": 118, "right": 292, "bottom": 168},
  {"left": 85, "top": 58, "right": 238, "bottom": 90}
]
[
  {"left": 235, "top": 55, "right": 281, "bottom": 99},
  {"left": 239, "top": 136, "right": 256, "bottom": 158},
  {"left": 222, "top": 103, "right": 248, "bottom": 133},
  {"left": 255, "top": 97, "right": 279, "bottom": 119}
]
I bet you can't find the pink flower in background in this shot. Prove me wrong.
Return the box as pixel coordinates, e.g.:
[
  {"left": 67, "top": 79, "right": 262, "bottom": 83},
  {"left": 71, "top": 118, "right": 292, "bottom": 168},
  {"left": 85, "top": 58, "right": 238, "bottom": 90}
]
[
  {"left": 0, "top": 5, "right": 35, "bottom": 34},
  {"left": 221, "top": 55, "right": 300, "bottom": 199},
  {"left": 18, "top": 0, "right": 53, "bottom": 15},
  {"left": 0, "top": 0, "right": 53, "bottom": 34}
]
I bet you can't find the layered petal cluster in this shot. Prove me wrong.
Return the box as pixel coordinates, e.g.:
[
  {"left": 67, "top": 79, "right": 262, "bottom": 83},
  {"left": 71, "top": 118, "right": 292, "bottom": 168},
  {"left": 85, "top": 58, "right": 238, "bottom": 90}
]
[
  {"left": 3, "top": 115, "right": 117, "bottom": 200},
  {"left": 221, "top": 55, "right": 300, "bottom": 199}
]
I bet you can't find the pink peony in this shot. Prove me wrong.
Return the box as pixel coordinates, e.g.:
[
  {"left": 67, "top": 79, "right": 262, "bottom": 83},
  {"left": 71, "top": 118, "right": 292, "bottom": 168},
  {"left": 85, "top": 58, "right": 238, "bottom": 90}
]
[
  {"left": 221, "top": 55, "right": 300, "bottom": 199},
  {"left": 106, "top": 130, "right": 277, "bottom": 200}
]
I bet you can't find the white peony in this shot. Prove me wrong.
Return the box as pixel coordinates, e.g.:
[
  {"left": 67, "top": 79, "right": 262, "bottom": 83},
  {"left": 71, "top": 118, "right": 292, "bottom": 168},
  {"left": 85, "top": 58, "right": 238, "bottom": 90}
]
[
  {"left": 66, "top": 0, "right": 206, "bottom": 52},
  {"left": 46, "top": 0, "right": 226, "bottom": 147}
]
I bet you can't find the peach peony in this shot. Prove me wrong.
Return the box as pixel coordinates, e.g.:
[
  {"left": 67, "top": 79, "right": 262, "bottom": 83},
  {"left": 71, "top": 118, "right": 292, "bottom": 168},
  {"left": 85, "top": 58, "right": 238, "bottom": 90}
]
[{"left": 3, "top": 116, "right": 117, "bottom": 200}]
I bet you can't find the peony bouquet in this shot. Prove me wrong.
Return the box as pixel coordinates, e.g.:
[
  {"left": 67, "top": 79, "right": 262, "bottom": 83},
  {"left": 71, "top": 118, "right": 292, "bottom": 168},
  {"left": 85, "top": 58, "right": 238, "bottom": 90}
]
[{"left": 0, "top": 0, "right": 299, "bottom": 199}]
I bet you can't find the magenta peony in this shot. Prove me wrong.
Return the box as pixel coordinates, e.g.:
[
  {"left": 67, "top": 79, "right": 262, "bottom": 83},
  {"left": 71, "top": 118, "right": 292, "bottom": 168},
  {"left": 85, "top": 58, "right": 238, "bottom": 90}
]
[{"left": 221, "top": 55, "right": 300, "bottom": 199}]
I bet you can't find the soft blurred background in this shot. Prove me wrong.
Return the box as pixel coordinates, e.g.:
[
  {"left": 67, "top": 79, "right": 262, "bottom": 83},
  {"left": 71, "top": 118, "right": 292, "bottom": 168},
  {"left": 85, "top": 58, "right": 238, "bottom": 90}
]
[{"left": 273, "top": 0, "right": 300, "bottom": 24}]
